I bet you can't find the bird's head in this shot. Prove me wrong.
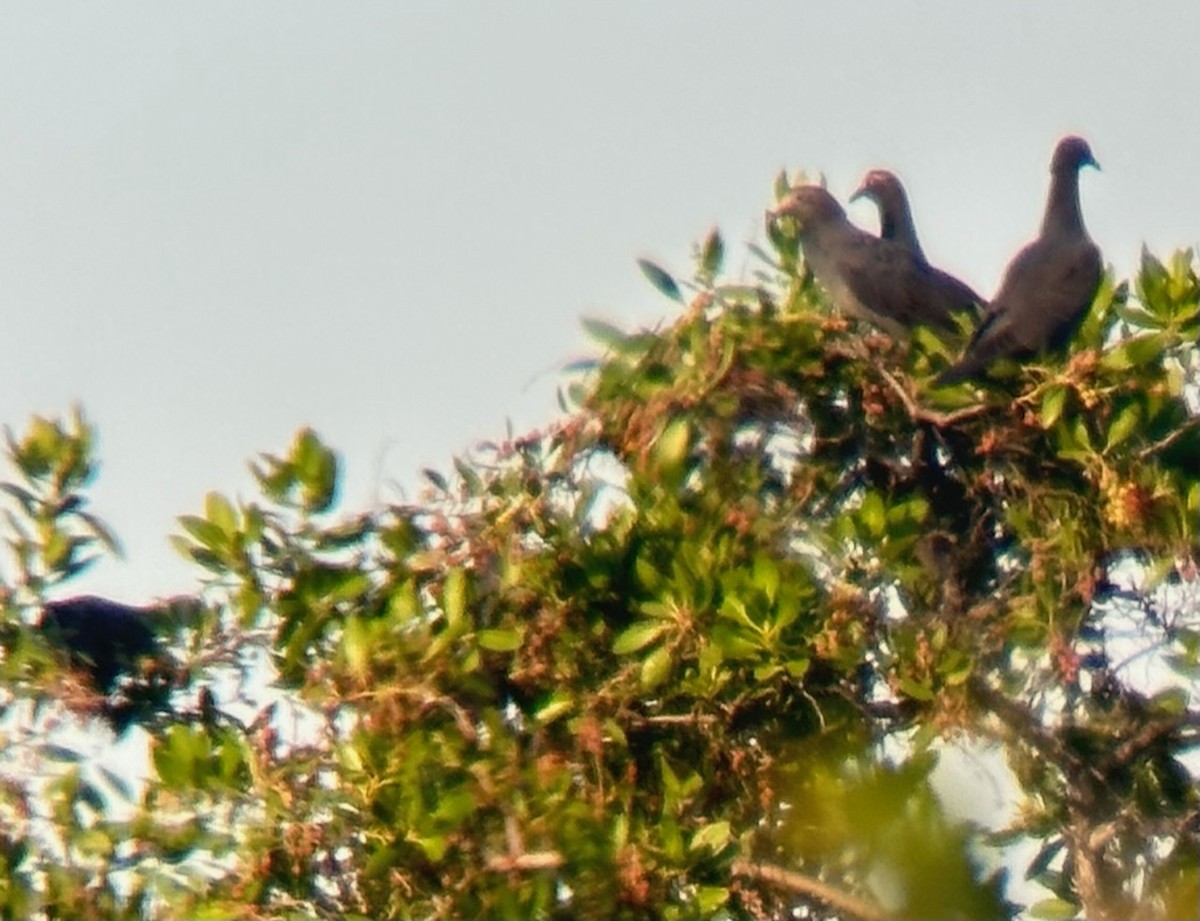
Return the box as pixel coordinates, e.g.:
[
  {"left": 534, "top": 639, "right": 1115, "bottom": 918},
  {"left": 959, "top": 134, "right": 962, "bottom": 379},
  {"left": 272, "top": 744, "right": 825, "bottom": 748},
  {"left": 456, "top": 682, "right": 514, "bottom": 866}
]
[
  {"left": 1051, "top": 135, "right": 1100, "bottom": 175},
  {"left": 849, "top": 169, "right": 903, "bottom": 206},
  {"left": 769, "top": 185, "right": 844, "bottom": 233}
]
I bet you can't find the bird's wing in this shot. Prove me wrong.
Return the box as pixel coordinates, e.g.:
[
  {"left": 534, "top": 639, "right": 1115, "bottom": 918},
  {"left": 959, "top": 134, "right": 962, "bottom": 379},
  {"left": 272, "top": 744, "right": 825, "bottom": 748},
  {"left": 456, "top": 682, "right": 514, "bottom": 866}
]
[
  {"left": 991, "top": 237, "right": 1102, "bottom": 351},
  {"left": 837, "top": 234, "right": 976, "bottom": 332},
  {"left": 941, "top": 237, "right": 1100, "bottom": 383}
]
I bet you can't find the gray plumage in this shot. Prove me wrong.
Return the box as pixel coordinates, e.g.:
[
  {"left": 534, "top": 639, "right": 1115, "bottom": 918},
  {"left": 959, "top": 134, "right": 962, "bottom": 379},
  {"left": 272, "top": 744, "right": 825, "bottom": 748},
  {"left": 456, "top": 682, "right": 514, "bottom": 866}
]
[
  {"left": 851, "top": 169, "right": 985, "bottom": 320},
  {"left": 939, "top": 136, "right": 1102, "bottom": 385},
  {"left": 851, "top": 169, "right": 926, "bottom": 262},
  {"left": 771, "top": 185, "right": 982, "bottom": 338}
]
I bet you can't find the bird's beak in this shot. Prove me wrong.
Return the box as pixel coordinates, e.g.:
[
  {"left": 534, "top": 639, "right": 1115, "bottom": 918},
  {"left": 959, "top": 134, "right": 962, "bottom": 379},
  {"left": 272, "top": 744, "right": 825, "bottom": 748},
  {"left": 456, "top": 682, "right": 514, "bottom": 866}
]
[
  {"left": 1088, "top": 154, "right": 1101, "bottom": 171},
  {"left": 848, "top": 183, "right": 867, "bottom": 203}
]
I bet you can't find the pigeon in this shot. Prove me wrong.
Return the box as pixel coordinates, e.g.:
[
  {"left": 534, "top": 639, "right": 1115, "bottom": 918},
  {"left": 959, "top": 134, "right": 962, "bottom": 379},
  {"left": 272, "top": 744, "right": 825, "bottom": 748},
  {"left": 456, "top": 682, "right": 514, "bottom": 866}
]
[
  {"left": 939, "top": 136, "right": 1102, "bottom": 385},
  {"left": 851, "top": 169, "right": 985, "bottom": 319},
  {"left": 39, "top": 595, "right": 162, "bottom": 693},
  {"left": 770, "top": 185, "right": 982, "bottom": 338},
  {"left": 851, "top": 169, "right": 927, "bottom": 262}
]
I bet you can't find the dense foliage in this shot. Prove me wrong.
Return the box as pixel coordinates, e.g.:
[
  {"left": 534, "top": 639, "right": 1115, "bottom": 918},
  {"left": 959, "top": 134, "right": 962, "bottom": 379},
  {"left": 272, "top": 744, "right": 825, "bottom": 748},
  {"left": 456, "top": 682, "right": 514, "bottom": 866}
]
[{"left": 1, "top": 183, "right": 1197, "bottom": 920}]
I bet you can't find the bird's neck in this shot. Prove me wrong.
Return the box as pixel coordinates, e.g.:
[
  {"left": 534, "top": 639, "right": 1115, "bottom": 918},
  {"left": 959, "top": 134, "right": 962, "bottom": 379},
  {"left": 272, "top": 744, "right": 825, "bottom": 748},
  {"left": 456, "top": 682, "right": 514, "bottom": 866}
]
[
  {"left": 1041, "top": 169, "right": 1086, "bottom": 237},
  {"left": 879, "top": 210, "right": 901, "bottom": 241},
  {"left": 883, "top": 191, "right": 925, "bottom": 261}
]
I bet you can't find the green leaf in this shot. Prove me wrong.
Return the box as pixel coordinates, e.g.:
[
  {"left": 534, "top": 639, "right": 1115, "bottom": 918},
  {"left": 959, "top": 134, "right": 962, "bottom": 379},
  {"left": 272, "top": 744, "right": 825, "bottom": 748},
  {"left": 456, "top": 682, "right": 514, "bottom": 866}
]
[
  {"left": 583, "top": 316, "right": 633, "bottom": 350},
  {"left": 752, "top": 555, "right": 780, "bottom": 604},
  {"left": 74, "top": 828, "right": 114, "bottom": 859},
  {"left": 432, "top": 788, "right": 477, "bottom": 825},
  {"left": 343, "top": 616, "right": 371, "bottom": 679},
  {"left": 443, "top": 567, "right": 467, "bottom": 625},
  {"left": 897, "top": 676, "right": 935, "bottom": 701},
  {"left": 611, "top": 814, "right": 629, "bottom": 850},
  {"left": 655, "top": 417, "right": 691, "bottom": 476},
  {"left": 859, "top": 491, "right": 886, "bottom": 539},
  {"left": 773, "top": 169, "right": 791, "bottom": 202},
  {"left": 422, "top": 468, "right": 448, "bottom": 492},
  {"left": 76, "top": 510, "right": 123, "bottom": 556},
  {"left": 1104, "top": 402, "right": 1142, "bottom": 452},
  {"left": 407, "top": 834, "right": 448, "bottom": 862},
  {"left": 912, "top": 324, "right": 952, "bottom": 360},
  {"left": 1040, "top": 386, "right": 1068, "bottom": 430},
  {"left": 613, "top": 621, "right": 669, "bottom": 655},
  {"left": 637, "top": 258, "right": 683, "bottom": 302},
  {"left": 534, "top": 691, "right": 574, "bottom": 725},
  {"left": 292, "top": 428, "right": 339, "bottom": 513},
  {"left": 1147, "top": 688, "right": 1189, "bottom": 716},
  {"left": 1028, "top": 897, "right": 1080, "bottom": 920},
  {"left": 41, "top": 744, "right": 84, "bottom": 763},
  {"left": 178, "top": 515, "right": 228, "bottom": 553},
  {"left": 477, "top": 627, "right": 523, "bottom": 653},
  {"left": 710, "top": 623, "right": 762, "bottom": 660},
  {"left": 0, "top": 483, "right": 37, "bottom": 515},
  {"left": 785, "top": 658, "right": 810, "bottom": 678},
  {"left": 204, "top": 492, "right": 237, "bottom": 537},
  {"left": 640, "top": 645, "right": 673, "bottom": 690},
  {"left": 695, "top": 886, "right": 730, "bottom": 915},
  {"left": 689, "top": 820, "right": 732, "bottom": 854},
  {"left": 699, "top": 228, "right": 724, "bottom": 281},
  {"left": 1099, "top": 333, "right": 1168, "bottom": 373}
]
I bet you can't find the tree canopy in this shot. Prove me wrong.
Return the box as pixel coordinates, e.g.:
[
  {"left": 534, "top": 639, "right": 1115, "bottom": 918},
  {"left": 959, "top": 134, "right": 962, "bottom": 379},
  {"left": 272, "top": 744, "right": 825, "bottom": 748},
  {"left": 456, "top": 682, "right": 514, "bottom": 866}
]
[{"left": 1, "top": 180, "right": 1197, "bottom": 920}]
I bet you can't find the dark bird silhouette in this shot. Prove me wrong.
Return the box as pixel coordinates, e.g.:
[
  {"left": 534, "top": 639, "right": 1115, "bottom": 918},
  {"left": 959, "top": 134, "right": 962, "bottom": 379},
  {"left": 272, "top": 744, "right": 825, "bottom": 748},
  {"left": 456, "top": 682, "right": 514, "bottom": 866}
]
[
  {"left": 939, "top": 136, "right": 1102, "bottom": 385},
  {"left": 851, "top": 169, "right": 927, "bottom": 262},
  {"left": 771, "top": 185, "right": 982, "bottom": 338},
  {"left": 39, "top": 595, "right": 162, "bottom": 694}
]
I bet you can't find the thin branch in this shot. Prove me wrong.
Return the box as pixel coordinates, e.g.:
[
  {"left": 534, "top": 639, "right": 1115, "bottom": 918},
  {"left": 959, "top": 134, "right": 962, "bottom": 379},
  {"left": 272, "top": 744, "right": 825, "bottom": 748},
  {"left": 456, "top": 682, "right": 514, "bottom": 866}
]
[
  {"left": 1111, "top": 715, "right": 1189, "bottom": 767},
  {"left": 877, "top": 369, "right": 991, "bottom": 427},
  {"left": 626, "top": 713, "right": 720, "bottom": 728},
  {"left": 1136, "top": 417, "right": 1200, "bottom": 460},
  {"left": 732, "top": 859, "right": 890, "bottom": 921},
  {"left": 484, "top": 851, "right": 565, "bottom": 873},
  {"left": 966, "top": 677, "right": 1088, "bottom": 779}
]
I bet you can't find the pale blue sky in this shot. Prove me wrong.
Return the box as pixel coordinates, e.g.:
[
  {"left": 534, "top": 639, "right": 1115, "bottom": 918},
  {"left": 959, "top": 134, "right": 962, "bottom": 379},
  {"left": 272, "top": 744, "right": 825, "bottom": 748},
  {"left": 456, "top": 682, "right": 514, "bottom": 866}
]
[{"left": 1, "top": 3, "right": 1196, "bottom": 600}]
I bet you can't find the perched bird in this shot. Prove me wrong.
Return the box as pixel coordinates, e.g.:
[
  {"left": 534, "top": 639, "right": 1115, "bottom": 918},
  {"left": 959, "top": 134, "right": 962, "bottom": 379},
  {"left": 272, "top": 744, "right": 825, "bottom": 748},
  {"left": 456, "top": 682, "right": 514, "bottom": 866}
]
[
  {"left": 939, "top": 136, "right": 1102, "bottom": 385},
  {"left": 771, "top": 185, "right": 982, "bottom": 338},
  {"left": 39, "top": 595, "right": 162, "bottom": 693},
  {"left": 850, "top": 169, "right": 926, "bottom": 262},
  {"left": 850, "top": 169, "right": 984, "bottom": 318}
]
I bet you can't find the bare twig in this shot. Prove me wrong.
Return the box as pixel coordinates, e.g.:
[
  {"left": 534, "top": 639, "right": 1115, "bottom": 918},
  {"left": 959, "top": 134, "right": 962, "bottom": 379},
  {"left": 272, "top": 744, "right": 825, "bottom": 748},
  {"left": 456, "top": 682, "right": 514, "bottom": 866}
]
[
  {"left": 732, "top": 859, "right": 890, "bottom": 921},
  {"left": 626, "top": 713, "right": 720, "bottom": 728},
  {"left": 484, "top": 851, "right": 565, "bottom": 873},
  {"left": 966, "top": 677, "right": 1082, "bottom": 775},
  {"left": 1111, "top": 716, "right": 1186, "bottom": 767},
  {"left": 1136, "top": 417, "right": 1200, "bottom": 460},
  {"left": 877, "top": 369, "right": 991, "bottom": 427}
]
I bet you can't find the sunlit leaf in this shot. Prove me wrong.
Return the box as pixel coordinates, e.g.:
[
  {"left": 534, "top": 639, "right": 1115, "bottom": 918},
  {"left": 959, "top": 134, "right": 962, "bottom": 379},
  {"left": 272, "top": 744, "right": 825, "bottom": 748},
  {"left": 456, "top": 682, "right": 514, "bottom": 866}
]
[
  {"left": 477, "top": 627, "right": 523, "bottom": 652},
  {"left": 1028, "top": 898, "right": 1080, "bottom": 920},
  {"left": 534, "top": 691, "right": 574, "bottom": 725},
  {"left": 637, "top": 258, "right": 683, "bottom": 302},
  {"left": 640, "top": 645, "right": 673, "bottom": 690},
  {"left": 699, "top": 228, "right": 724, "bottom": 281},
  {"left": 1040, "top": 386, "right": 1068, "bottom": 430},
  {"left": 689, "top": 820, "right": 731, "bottom": 854},
  {"left": 613, "top": 621, "right": 669, "bottom": 655}
]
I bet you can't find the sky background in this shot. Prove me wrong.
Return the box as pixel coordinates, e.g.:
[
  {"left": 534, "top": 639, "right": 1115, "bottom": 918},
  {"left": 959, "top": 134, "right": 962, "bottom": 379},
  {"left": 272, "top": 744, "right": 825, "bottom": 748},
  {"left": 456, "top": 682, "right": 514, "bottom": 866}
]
[{"left": 1, "top": 2, "right": 1197, "bottom": 603}]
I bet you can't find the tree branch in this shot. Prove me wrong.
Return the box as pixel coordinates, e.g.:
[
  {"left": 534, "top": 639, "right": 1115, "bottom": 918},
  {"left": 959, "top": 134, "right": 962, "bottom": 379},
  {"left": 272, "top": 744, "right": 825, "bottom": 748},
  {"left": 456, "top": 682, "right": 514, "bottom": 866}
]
[
  {"left": 877, "top": 369, "right": 991, "bottom": 427},
  {"left": 1136, "top": 417, "right": 1199, "bottom": 460},
  {"left": 732, "top": 859, "right": 890, "bottom": 921}
]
